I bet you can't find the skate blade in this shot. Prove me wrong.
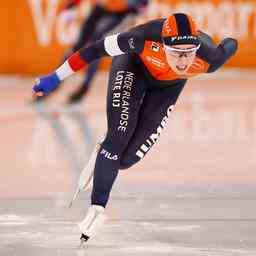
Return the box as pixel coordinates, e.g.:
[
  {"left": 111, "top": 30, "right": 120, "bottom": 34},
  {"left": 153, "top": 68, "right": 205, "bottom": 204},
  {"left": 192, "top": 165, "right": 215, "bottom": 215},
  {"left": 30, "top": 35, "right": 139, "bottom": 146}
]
[
  {"left": 68, "top": 188, "right": 80, "bottom": 208},
  {"left": 69, "top": 172, "right": 94, "bottom": 208},
  {"left": 82, "top": 173, "right": 94, "bottom": 191}
]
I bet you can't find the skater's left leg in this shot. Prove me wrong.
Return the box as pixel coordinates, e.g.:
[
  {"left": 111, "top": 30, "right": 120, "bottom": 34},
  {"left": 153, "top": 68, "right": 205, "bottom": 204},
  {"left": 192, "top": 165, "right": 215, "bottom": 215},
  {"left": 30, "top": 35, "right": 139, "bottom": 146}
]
[{"left": 120, "top": 80, "right": 186, "bottom": 169}]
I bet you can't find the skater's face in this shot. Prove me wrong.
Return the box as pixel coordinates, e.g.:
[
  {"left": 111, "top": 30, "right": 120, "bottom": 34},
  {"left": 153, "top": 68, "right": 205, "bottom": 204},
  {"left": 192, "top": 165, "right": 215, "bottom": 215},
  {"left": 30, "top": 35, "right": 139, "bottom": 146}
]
[{"left": 164, "top": 44, "right": 200, "bottom": 75}]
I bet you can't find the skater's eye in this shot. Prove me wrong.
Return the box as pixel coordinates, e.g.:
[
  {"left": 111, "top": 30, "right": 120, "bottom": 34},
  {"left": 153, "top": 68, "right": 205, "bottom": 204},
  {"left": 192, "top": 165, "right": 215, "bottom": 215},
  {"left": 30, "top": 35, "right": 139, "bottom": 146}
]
[{"left": 164, "top": 44, "right": 200, "bottom": 58}]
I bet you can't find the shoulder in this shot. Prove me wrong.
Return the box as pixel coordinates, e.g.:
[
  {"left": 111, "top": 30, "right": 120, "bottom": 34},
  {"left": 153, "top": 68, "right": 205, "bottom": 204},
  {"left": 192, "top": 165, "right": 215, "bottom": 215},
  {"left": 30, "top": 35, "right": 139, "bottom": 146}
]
[
  {"left": 196, "top": 31, "right": 219, "bottom": 64},
  {"left": 116, "top": 18, "right": 165, "bottom": 54}
]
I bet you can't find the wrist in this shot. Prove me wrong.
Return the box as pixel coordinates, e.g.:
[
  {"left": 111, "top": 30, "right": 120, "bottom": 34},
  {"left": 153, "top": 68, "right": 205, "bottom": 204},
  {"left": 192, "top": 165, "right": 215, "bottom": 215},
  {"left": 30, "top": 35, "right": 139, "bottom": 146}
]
[
  {"left": 55, "top": 52, "right": 87, "bottom": 81},
  {"left": 55, "top": 61, "right": 75, "bottom": 81},
  {"left": 52, "top": 72, "right": 61, "bottom": 84}
]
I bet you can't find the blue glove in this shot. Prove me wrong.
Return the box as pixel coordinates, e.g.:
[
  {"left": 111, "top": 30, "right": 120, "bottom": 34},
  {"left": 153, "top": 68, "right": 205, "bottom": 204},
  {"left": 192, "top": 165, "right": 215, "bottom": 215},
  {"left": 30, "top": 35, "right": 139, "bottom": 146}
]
[{"left": 33, "top": 73, "right": 61, "bottom": 95}]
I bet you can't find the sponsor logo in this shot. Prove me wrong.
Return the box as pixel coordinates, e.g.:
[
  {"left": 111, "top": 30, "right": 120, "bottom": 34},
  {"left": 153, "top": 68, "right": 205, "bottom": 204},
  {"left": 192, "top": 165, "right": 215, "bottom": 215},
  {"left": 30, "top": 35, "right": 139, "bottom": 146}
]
[
  {"left": 171, "top": 35, "right": 198, "bottom": 42},
  {"left": 100, "top": 149, "right": 118, "bottom": 160},
  {"left": 136, "top": 105, "right": 174, "bottom": 159}
]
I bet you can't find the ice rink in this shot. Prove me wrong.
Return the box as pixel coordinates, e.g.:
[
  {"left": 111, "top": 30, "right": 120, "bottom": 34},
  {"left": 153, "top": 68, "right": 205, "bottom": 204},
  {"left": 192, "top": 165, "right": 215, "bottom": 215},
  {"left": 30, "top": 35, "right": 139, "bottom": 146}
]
[{"left": 1, "top": 71, "right": 256, "bottom": 256}]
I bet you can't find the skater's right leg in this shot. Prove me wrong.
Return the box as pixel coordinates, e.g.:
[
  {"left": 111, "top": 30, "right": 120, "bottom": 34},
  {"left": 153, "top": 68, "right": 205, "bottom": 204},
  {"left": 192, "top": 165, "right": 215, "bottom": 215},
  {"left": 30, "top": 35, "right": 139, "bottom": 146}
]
[
  {"left": 79, "top": 55, "right": 147, "bottom": 240},
  {"left": 91, "top": 55, "right": 147, "bottom": 207}
]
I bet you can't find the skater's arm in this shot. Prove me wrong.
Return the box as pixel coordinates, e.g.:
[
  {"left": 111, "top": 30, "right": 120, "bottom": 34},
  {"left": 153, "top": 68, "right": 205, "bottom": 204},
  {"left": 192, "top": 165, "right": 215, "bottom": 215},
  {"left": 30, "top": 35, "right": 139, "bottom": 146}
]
[
  {"left": 32, "top": 39, "right": 111, "bottom": 96},
  {"left": 57, "top": 19, "right": 162, "bottom": 76},
  {"left": 32, "top": 19, "right": 163, "bottom": 96},
  {"left": 197, "top": 31, "right": 238, "bottom": 73}
]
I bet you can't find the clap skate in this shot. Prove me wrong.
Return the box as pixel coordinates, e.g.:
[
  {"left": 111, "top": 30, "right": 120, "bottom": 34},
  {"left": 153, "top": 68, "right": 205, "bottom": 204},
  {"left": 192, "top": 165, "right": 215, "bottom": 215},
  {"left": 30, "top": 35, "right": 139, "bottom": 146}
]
[{"left": 69, "top": 136, "right": 104, "bottom": 208}]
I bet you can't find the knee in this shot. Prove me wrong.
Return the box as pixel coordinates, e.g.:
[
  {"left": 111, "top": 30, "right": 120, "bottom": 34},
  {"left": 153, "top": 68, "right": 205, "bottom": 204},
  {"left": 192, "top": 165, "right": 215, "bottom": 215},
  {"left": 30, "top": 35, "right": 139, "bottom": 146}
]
[{"left": 102, "top": 133, "right": 129, "bottom": 155}]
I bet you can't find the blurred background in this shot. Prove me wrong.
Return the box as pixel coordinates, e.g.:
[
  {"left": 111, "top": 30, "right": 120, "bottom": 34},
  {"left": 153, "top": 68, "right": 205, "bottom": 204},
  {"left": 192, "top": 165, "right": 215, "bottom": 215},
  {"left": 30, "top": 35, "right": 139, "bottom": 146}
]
[
  {"left": 1, "top": 1, "right": 256, "bottom": 255},
  {"left": 1, "top": 0, "right": 255, "bottom": 196}
]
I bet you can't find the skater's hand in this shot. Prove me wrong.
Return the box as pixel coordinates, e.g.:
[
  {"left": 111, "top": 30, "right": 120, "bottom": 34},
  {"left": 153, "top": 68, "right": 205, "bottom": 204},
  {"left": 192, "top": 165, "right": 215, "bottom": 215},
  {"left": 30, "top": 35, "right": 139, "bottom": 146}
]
[{"left": 32, "top": 73, "right": 61, "bottom": 97}]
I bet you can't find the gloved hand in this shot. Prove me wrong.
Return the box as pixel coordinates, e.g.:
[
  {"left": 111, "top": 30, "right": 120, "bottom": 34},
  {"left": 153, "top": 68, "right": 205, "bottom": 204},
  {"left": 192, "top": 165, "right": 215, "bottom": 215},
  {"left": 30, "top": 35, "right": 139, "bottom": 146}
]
[
  {"left": 220, "top": 38, "right": 238, "bottom": 58},
  {"left": 32, "top": 73, "right": 61, "bottom": 96}
]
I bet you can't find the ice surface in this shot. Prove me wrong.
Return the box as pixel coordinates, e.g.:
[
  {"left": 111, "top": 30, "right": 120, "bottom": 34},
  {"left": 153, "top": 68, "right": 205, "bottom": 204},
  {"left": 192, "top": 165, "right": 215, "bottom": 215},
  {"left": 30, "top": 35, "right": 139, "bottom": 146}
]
[{"left": 1, "top": 72, "right": 256, "bottom": 255}]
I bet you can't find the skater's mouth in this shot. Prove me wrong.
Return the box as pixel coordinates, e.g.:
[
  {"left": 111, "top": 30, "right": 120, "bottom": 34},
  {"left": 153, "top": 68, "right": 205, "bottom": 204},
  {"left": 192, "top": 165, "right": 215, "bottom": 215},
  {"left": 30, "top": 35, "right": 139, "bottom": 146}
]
[{"left": 176, "top": 65, "right": 188, "bottom": 71}]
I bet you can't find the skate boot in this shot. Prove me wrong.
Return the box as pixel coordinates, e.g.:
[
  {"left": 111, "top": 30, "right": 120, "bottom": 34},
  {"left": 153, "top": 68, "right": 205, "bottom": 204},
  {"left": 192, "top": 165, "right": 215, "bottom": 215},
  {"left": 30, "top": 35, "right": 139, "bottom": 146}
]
[
  {"left": 80, "top": 233, "right": 90, "bottom": 243},
  {"left": 69, "top": 135, "right": 105, "bottom": 207},
  {"left": 79, "top": 205, "right": 106, "bottom": 244}
]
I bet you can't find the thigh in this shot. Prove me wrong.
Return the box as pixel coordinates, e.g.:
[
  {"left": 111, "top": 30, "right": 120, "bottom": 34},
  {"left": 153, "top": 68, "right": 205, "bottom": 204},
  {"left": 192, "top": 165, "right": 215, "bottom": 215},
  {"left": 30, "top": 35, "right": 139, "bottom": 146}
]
[
  {"left": 120, "top": 80, "right": 186, "bottom": 169},
  {"left": 104, "top": 54, "right": 147, "bottom": 153}
]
